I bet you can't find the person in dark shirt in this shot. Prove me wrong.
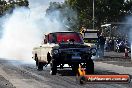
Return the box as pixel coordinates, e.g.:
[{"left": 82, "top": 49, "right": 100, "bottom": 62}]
[{"left": 98, "top": 33, "right": 106, "bottom": 57}]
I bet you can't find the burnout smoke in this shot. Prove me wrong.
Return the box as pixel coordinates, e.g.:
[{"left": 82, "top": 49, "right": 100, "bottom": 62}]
[{"left": 0, "top": 0, "right": 65, "bottom": 62}]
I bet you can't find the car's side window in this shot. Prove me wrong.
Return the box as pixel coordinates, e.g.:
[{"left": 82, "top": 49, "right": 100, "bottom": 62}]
[
  {"left": 44, "top": 35, "right": 48, "bottom": 44},
  {"left": 48, "top": 33, "right": 57, "bottom": 43}
]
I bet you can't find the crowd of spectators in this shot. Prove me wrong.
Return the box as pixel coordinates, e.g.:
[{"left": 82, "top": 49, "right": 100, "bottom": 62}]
[
  {"left": 97, "top": 33, "right": 131, "bottom": 57},
  {"left": 104, "top": 38, "right": 130, "bottom": 52}
]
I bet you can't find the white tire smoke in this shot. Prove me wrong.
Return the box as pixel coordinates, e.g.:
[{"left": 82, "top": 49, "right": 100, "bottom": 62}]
[{"left": 0, "top": 0, "right": 64, "bottom": 61}]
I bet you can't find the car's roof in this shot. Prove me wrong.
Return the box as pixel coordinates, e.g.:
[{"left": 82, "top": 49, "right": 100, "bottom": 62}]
[
  {"left": 44, "top": 31, "right": 80, "bottom": 35},
  {"left": 49, "top": 31, "right": 79, "bottom": 34}
]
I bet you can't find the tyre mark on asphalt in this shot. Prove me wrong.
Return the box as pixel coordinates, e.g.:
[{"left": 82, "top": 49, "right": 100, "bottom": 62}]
[
  {"left": 3, "top": 63, "right": 82, "bottom": 88},
  {"left": 1, "top": 60, "right": 132, "bottom": 88},
  {"left": 22, "top": 64, "right": 132, "bottom": 88},
  {"left": 1, "top": 64, "right": 52, "bottom": 88},
  {"left": 22, "top": 65, "right": 87, "bottom": 88}
]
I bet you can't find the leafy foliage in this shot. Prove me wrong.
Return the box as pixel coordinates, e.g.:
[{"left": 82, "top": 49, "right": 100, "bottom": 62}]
[
  {"left": 0, "top": 0, "right": 29, "bottom": 16},
  {"left": 46, "top": 2, "right": 79, "bottom": 31},
  {"left": 46, "top": 0, "right": 132, "bottom": 32}
]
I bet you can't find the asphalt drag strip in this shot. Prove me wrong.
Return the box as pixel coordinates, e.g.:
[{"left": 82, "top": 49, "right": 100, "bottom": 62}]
[
  {"left": 0, "top": 60, "right": 132, "bottom": 88},
  {"left": 0, "top": 75, "right": 15, "bottom": 88}
]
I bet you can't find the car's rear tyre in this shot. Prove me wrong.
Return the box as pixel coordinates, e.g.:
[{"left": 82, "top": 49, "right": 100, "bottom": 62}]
[
  {"left": 37, "top": 62, "right": 43, "bottom": 71},
  {"left": 50, "top": 60, "right": 57, "bottom": 75},
  {"left": 72, "top": 64, "right": 79, "bottom": 75},
  {"left": 35, "top": 54, "right": 38, "bottom": 66},
  {"left": 35, "top": 58, "right": 38, "bottom": 66},
  {"left": 86, "top": 59, "right": 94, "bottom": 74}
]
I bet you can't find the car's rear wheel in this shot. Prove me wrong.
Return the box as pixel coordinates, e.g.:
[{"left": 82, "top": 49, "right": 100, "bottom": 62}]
[
  {"left": 86, "top": 59, "right": 94, "bottom": 74},
  {"left": 37, "top": 62, "right": 43, "bottom": 71},
  {"left": 50, "top": 59, "right": 57, "bottom": 75},
  {"left": 35, "top": 57, "right": 38, "bottom": 66},
  {"left": 35, "top": 54, "right": 38, "bottom": 66},
  {"left": 72, "top": 64, "right": 79, "bottom": 75}
]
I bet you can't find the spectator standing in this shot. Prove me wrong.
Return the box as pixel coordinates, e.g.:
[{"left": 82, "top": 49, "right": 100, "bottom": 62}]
[{"left": 98, "top": 33, "right": 106, "bottom": 57}]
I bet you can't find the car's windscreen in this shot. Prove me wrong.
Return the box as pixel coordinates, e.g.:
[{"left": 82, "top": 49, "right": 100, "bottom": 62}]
[{"left": 48, "top": 32, "right": 84, "bottom": 44}]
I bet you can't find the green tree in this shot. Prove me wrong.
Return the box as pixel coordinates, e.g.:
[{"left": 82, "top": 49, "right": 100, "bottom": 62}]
[
  {"left": 0, "top": 0, "right": 7, "bottom": 16},
  {"left": 16, "top": 0, "right": 29, "bottom": 7},
  {"left": 46, "top": 2, "right": 78, "bottom": 31},
  {"left": 0, "top": 0, "right": 29, "bottom": 16},
  {"left": 65, "top": 0, "right": 132, "bottom": 31}
]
